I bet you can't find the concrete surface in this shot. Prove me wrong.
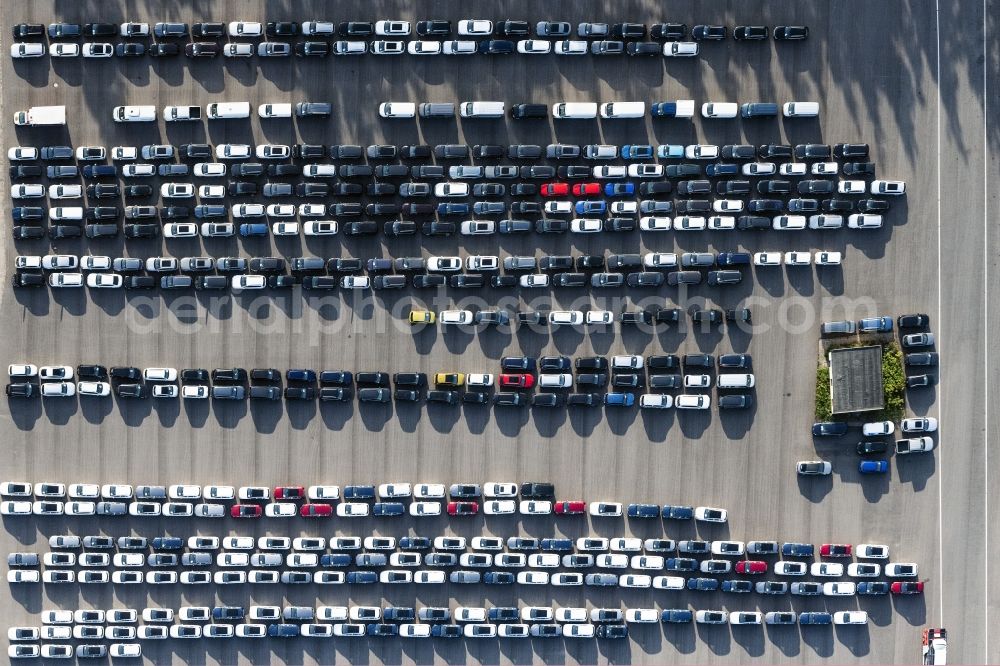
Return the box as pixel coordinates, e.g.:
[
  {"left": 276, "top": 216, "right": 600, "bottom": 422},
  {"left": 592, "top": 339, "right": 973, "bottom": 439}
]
[{"left": 0, "top": 0, "right": 996, "bottom": 664}]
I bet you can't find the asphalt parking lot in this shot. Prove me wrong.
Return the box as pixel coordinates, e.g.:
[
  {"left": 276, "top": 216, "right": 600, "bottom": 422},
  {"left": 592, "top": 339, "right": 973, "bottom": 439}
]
[{"left": 1, "top": 0, "right": 997, "bottom": 664}]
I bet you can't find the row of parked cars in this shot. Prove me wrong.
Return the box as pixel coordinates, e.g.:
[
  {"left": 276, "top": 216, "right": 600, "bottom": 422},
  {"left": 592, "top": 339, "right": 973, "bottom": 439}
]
[
  {"left": 9, "top": 21, "right": 807, "bottom": 60},
  {"left": 820, "top": 313, "right": 937, "bottom": 389}
]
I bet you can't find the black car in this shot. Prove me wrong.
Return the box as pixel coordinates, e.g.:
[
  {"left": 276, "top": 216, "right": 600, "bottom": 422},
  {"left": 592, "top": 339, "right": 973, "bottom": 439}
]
[
  {"left": 773, "top": 25, "right": 809, "bottom": 40},
  {"left": 110, "top": 366, "right": 141, "bottom": 381},
  {"left": 12, "top": 23, "right": 45, "bottom": 38},
  {"left": 267, "top": 21, "right": 299, "bottom": 36},
  {"left": 611, "top": 23, "right": 645, "bottom": 38},
  {"left": 149, "top": 43, "right": 180, "bottom": 56},
  {"left": 479, "top": 39, "right": 515, "bottom": 54},
  {"left": 843, "top": 162, "right": 876, "bottom": 176},
  {"left": 116, "top": 43, "right": 145, "bottom": 57},
  {"left": 338, "top": 21, "right": 374, "bottom": 36},
  {"left": 48, "top": 23, "right": 82, "bottom": 38},
  {"left": 9, "top": 166, "right": 42, "bottom": 180},
  {"left": 692, "top": 25, "right": 726, "bottom": 40},
  {"left": 417, "top": 20, "right": 451, "bottom": 36},
  {"left": 734, "top": 25, "right": 769, "bottom": 40},
  {"left": 13, "top": 207, "right": 44, "bottom": 221},
  {"left": 857, "top": 440, "right": 888, "bottom": 455},
  {"left": 651, "top": 23, "right": 687, "bottom": 40},
  {"left": 859, "top": 199, "right": 890, "bottom": 213}
]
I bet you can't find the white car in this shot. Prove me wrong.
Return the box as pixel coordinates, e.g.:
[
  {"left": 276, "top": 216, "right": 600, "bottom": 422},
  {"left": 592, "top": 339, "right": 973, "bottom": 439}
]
[
  {"left": 11, "top": 184, "right": 44, "bottom": 199},
  {"left": 77, "top": 381, "right": 111, "bottom": 396},
  {"left": 754, "top": 252, "right": 782, "bottom": 266},
  {"left": 375, "top": 20, "right": 411, "bottom": 35},
  {"left": 414, "top": 484, "right": 446, "bottom": 498},
  {"left": 232, "top": 275, "right": 266, "bottom": 291},
  {"left": 685, "top": 144, "right": 720, "bottom": 159},
  {"left": 427, "top": 256, "right": 462, "bottom": 272},
  {"left": 848, "top": 563, "right": 881, "bottom": 577},
  {"left": 298, "top": 203, "right": 326, "bottom": 217},
  {"left": 1, "top": 502, "right": 32, "bottom": 516},
  {"left": 597, "top": 554, "right": 628, "bottom": 568},
  {"left": 266, "top": 204, "right": 295, "bottom": 218},
  {"left": 549, "top": 311, "right": 584, "bottom": 326},
  {"left": 215, "top": 144, "right": 252, "bottom": 159},
  {"left": 517, "top": 571, "right": 549, "bottom": 585},
  {"left": 48, "top": 184, "right": 82, "bottom": 199},
  {"left": 901, "top": 418, "right": 937, "bottom": 433},
  {"left": 619, "top": 574, "right": 652, "bottom": 588},
  {"left": 674, "top": 216, "right": 707, "bottom": 231},
  {"left": 121, "top": 163, "right": 154, "bottom": 178},
  {"left": 640, "top": 394, "right": 673, "bottom": 409},
  {"left": 857, "top": 544, "right": 890, "bottom": 559},
  {"left": 440, "top": 310, "right": 473, "bottom": 325},
  {"left": 145, "top": 368, "right": 178, "bottom": 382},
  {"left": 408, "top": 41, "right": 441, "bottom": 55},
  {"left": 784, "top": 251, "right": 812, "bottom": 266},
  {"left": 838, "top": 180, "right": 867, "bottom": 194},
  {"left": 517, "top": 39, "right": 551, "bottom": 54},
  {"left": 519, "top": 274, "right": 549, "bottom": 288},
  {"left": 823, "top": 582, "right": 856, "bottom": 596},
  {"left": 256, "top": 144, "right": 291, "bottom": 159},
  {"left": 773, "top": 215, "right": 807, "bottom": 230},
  {"left": 83, "top": 43, "right": 114, "bottom": 58},
  {"left": 571, "top": 218, "right": 603, "bottom": 233},
  {"left": 862, "top": 421, "right": 895, "bottom": 436},
  {"left": 483, "top": 482, "right": 517, "bottom": 498},
  {"left": 555, "top": 40, "right": 588, "bottom": 54},
  {"left": 80, "top": 255, "right": 111, "bottom": 270},
  {"left": 8, "top": 364, "right": 38, "bottom": 378},
  {"left": 694, "top": 506, "right": 727, "bottom": 522},
  {"left": 639, "top": 216, "right": 671, "bottom": 231},
  {"left": 815, "top": 251, "right": 843, "bottom": 265},
  {"left": 779, "top": 162, "right": 807, "bottom": 176},
  {"left": 50, "top": 43, "right": 80, "bottom": 57},
  {"left": 272, "top": 222, "right": 299, "bottom": 236},
  {"left": 833, "top": 611, "right": 868, "bottom": 625},
  {"left": 871, "top": 180, "right": 906, "bottom": 195},
  {"left": 11, "top": 43, "right": 45, "bottom": 58},
  {"left": 198, "top": 185, "right": 225, "bottom": 199},
  {"left": 232, "top": 204, "right": 265, "bottom": 219},
  {"left": 684, "top": 374, "right": 711, "bottom": 388},
  {"left": 465, "top": 373, "right": 496, "bottom": 386},
  {"left": 160, "top": 183, "right": 194, "bottom": 198},
  {"left": 812, "top": 563, "right": 845, "bottom": 577},
  {"left": 258, "top": 103, "right": 292, "bottom": 118},
  {"left": 625, "top": 609, "right": 658, "bottom": 624},
  {"left": 483, "top": 500, "right": 516, "bottom": 515},
  {"left": 585, "top": 310, "right": 614, "bottom": 325},
  {"left": 434, "top": 182, "right": 469, "bottom": 198},
  {"left": 519, "top": 500, "right": 552, "bottom": 515},
  {"left": 886, "top": 562, "right": 919, "bottom": 577},
  {"left": 743, "top": 162, "right": 777, "bottom": 176},
  {"left": 713, "top": 199, "right": 743, "bottom": 212},
  {"left": 730, "top": 612, "right": 763, "bottom": 626},
  {"left": 378, "top": 483, "right": 411, "bottom": 498},
  {"left": 41, "top": 382, "right": 75, "bottom": 398},
  {"left": 224, "top": 43, "right": 254, "bottom": 57},
  {"left": 812, "top": 162, "right": 839, "bottom": 175},
  {"left": 228, "top": 21, "right": 263, "bottom": 36},
  {"left": 848, "top": 213, "right": 883, "bottom": 228},
  {"left": 409, "top": 501, "right": 440, "bottom": 516},
  {"left": 264, "top": 502, "right": 297, "bottom": 518},
  {"left": 457, "top": 19, "right": 493, "bottom": 35},
  {"left": 708, "top": 215, "right": 736, "bottom": 230},
  {"left": 544, "top": 201, "right": 573, "bottom": 215},
  {"left": 442, "top": 40, "right": 477, "bottom": 55},
  {"left": 337, "top": 502, "right": 369, "bottom": 517}
]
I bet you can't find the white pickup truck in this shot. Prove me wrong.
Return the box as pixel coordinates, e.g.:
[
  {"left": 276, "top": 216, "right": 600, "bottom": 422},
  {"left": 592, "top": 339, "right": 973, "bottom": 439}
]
[{"left": 895, "top": 437, "right": 935, "bottom": 454}]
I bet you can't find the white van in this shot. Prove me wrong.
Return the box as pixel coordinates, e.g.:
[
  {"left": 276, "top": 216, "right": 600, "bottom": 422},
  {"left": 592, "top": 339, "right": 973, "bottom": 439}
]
[
  {"left": 379, "top": 102, "right": 416, "bottom": 118},
  {"left": 783, "top": 101, "right": 819, "bottom": 117},
  {"left": 701, "top": 102, "right": 738, "bottom": 118},
  {"left": 599, "top": 102, "right": 645, "bottom": 119},
  {"left": 552, "top": 102, "right": 598, "bottom": 119},
  {"left": 460, "top": 101, "right": 505, "bottom": 118},
  {"left": 258, "top": 103, "right": 292, "bottom": 118},
  {"left": 112, "top": 106, "right": 155, "bottom": 122},
  {"left": 50, "top": 207, "right": 84, "bottom": 221},
  {"left": 206, "top": 102, "right": 251, "bottom": 119},
  {"left": 717, "top": 374, "right": 755, "bottom": 389}
]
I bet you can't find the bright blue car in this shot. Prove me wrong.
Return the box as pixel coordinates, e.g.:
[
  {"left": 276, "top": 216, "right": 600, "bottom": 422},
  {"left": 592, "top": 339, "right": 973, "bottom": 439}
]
[
  {"left": 603, "top": 392, "right": 635, "bottom": 407},
  {"left": 575, "top": 200, "right": 606, "bottom": 215},
  {"left": 239, "top": 223, "right": 267, "bottom": 237},
  {"left": 622, "top": 144, "right": 654, "bottom": 159},
  {"left": 657, "top": 144, "right": 685, "bottom": 158},
  {"left": 604, "top": 182, "right": 635, "bottom": 197},
  {"left": 859, "top": 460, "right": 889, "bottom": 474}
]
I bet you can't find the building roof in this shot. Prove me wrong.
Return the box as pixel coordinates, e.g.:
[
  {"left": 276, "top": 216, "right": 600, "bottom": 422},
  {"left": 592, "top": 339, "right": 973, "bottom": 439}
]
[{"left": 828, "top": 345, "right": 884, "bottom": 414}]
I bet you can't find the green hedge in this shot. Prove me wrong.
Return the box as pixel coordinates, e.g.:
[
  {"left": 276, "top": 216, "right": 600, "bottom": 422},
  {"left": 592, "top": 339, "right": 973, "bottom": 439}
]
[
  {"left": 815, "top": 364, "right": 832, "bottom": 420},
  {"left": 881, "top": 342, "right": 905, "bottom": 421}
]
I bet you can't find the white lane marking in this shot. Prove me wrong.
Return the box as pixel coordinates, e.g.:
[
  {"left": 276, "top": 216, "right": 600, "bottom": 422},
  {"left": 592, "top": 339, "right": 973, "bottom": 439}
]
[
  {"left": 982, "top": 0, "right": 990, "bottom": 655},
  {"left": 934, "top": 0, "right": 945, "bottom": 630}
]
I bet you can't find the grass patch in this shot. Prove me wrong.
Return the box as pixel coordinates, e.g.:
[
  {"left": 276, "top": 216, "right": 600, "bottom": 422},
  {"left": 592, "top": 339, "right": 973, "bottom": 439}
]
[
  {"left": 815, "top": 363, "right": 832, "bottom": 421},
  {"left": 815, "top": 339, "right": 905, "bottom": 422}
]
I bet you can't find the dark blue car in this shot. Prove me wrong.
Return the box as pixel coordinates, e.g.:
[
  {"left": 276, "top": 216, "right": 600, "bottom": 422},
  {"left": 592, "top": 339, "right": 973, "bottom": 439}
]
[
  {"left": 484, "top": 571, "right": 514, "bottom": 585},
  {"left": 400, "top": 537, "right": 431, "bottom": 550},
  {"left": 373, "top": 502, "right": 404, "bottom": 516},
  {"left": 343, "top": 485, "right": 375, "bottom": 500},
  {"left": 320, "top": 554, "right": 351, "bottom": 567},
  {"left": 661, "top": 609, "right": 693, "bottom": 623},
  {"left": 798, "top": 612, "right": 832, "bottom": 625},
  {"left": 540, "top": 538, "right": 573, "bottom": 551},
  {"left": 431, "top": 624, "right": 462, "bottom": 638},
  {"left": 267, "top": 624, "right": 299, "bottom": 638},
  {"left": 812, "top": 421, "right": 848, "bottom": 437},
  {"left": 722, "top": 580, "right": 753, "bottom": 593},
  {"left": 626, "top": 503, "right": 660, "bottom": 518},
  {"left": 346, "top": 571, "right": 377, "bottom": 584},
  {"left": 239, "top": 223, "right": 268, "bottom": 237},
  {"left": 781, "top": 542, "right": 815, "bottom": 557},
  {"left": 687, "top": 577, "right": 719, "bottom": 591},
  {"left": 857, "top": 581, "right": 890, "bottom": 595},
  {"left": 666, "top": 557, "right": 698, "bottom": 572},
  {"left": 662, "top": 505, "right": 694, "bottom": 520}
]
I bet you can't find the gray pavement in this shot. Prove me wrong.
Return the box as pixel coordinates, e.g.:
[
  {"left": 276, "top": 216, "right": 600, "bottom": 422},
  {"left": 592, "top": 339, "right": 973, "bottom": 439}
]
[{"left": 0, "top": 0, "right": 994, "bottom": 663}]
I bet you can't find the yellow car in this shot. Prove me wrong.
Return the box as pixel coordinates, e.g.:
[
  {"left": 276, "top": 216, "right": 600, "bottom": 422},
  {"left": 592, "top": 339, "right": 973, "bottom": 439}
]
[
  {"left": 408, "top": 310, "right": 436, "bottom": 325},
  {"left": 434, "top": 373, "right": 465, "bottom": 387}
]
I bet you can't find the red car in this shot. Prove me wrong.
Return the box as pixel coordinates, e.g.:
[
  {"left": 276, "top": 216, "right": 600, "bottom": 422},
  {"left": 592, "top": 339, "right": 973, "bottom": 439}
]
[
  {"left": 499, "top": 373, "right": 535, "bottom": 389},
  {"left": 274, "top": 486, "right": 305, "bottom": 500},
  {"left": 230, "top": 504, "right": 261, "bottom": 519},
  {"left": 447, "top": 501, "right": 478, "bottom": 516},
  {"left": 299, "top": 503, "right": 332, "bottom": 518},
  {"left": 540, "top": 182, "right": 568, "bottom": 197},
  {"left": 572, "top": 182, "right": 601, "bottom": 196},
  {"left": 735, "top": 560, "right": 767, "bottom": 575},
  {"left": 554, "top": 501, "right": 586, "bottom": 515},
  {"left": 820, "top": 543, "right": 852, "bottom": 557},
  {"left": 891, "top": 581, "right": 924, "bottom": 595}
]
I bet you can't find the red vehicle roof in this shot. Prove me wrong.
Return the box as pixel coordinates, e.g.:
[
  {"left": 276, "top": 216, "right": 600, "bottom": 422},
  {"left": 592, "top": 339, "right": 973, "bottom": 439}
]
[
  {"left": 499, "top": 373, "right": 535, "bottom": 388},
  {"left": 820, "top": 543, "right": 852, "bottom": 556},
  {"left": 554, "top": 500, "right": 585, "bottom": 514},
  {"left": 737, "top": 560, "right": 767, "bottom": 574},
  {"left": 541, "top": 182, "right": 568, "bottom": 197},
  {"left": 572, "top": 182, "right": 600, "bottom": 195},
  {"left": 230, "top": 504, "right": 261, "bottom": 518},
  {"left": 447, "top": 501, "right": 478, "bottom": 516},
  {"left": 300, "top": 503, "right": 332, "bottom": 517},
  {"left": 274, "top": 486, "right": 305, "bottom": 499},
  {"left": 891, "top": 581, "right": 924, "bottom": 594}
]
